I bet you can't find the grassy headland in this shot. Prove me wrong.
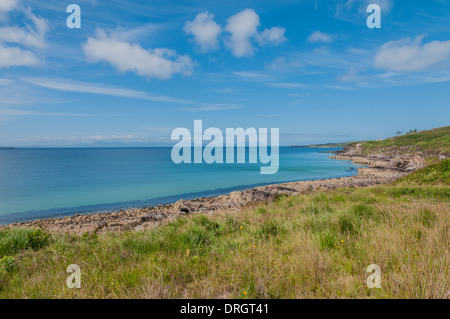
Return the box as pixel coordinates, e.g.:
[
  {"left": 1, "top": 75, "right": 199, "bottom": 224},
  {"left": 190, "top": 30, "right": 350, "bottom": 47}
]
[
  {"left": 345, "top": 126, "right": 450, "bottom": 161},
  {"left": 0, "top": 128, "right": 448, "bottom": 299}
]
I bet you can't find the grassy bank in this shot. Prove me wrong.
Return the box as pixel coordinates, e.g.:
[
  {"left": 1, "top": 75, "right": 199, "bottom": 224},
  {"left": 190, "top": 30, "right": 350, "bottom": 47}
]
[
  {"left": 0, "top": 160, "right": 448, "bottom": 299},
  {"left": 348, "top": 126, "right": 450, "bottom": 160}
]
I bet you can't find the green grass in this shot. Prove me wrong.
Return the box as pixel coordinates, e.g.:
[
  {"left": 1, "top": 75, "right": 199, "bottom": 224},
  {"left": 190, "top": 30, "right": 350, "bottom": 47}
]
[
  {"left": 395, "top": 159, "right": 450, "bottom": 185},
  {"left": 0, "top": 229, "right": 50, "bottom": 258}
]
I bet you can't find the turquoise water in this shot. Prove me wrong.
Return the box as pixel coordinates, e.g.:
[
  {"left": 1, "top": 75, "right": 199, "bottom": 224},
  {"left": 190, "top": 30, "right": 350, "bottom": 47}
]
[{"left": 0, "top": 147, "right": 361, "bottom": 224}]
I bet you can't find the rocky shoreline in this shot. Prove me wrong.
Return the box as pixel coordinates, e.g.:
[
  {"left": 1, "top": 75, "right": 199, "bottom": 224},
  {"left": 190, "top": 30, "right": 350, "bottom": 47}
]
[{"left": 0, "top": 155, "right": 411, "bottom": 234}]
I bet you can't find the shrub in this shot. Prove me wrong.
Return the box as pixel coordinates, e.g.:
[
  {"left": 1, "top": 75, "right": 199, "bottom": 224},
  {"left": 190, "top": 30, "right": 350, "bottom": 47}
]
[{"left": 0, "top": 229, "right": 50, "bottom": 258}]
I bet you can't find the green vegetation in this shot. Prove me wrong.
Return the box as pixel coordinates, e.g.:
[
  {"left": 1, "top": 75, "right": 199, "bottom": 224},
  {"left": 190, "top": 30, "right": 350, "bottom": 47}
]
[
  {"left": 0, "top": 160, "right": 448, "bottom": 298},
  {"left": 395, "top": 159, "right": 450, "bottom": 186},
  {"left": 350, "top": 126, "right": 450, "bottom": 159}
]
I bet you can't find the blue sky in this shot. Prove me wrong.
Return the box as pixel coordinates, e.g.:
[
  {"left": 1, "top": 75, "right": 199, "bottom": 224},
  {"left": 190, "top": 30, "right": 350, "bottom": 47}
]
[{"left": 0, "top": 0, "right": 449, "bottom": 146}]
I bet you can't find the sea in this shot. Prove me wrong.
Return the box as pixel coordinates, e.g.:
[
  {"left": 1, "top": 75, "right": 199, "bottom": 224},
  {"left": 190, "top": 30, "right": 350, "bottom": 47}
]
[{"left": 0, "top": 147, "right": 362, "bottom": 224}]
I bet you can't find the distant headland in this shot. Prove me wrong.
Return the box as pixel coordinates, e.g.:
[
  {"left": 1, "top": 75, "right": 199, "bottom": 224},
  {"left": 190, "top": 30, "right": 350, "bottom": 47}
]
[{"left": 290, "top": 142, "right": 353, "bottom": 148}]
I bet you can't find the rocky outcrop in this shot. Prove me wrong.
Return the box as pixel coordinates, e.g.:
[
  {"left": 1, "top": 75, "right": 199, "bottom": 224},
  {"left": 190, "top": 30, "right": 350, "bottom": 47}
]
[{"left": 331, "top": 144, "right": 430, "bottom": 171}]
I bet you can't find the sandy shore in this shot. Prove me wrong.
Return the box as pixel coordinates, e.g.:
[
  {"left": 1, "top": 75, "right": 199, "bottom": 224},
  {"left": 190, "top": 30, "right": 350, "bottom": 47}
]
[{"left": 0, "top": 155, "right": 410, "bottom": 234}]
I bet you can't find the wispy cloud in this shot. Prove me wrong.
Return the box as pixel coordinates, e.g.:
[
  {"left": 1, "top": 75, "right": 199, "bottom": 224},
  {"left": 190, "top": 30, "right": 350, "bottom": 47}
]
[
  {"left": 0, "top": 7, "right": 48, "bottom": 48},
  {"left": 12, "top": 134, "right": 171, "bottom": 145},
  {"left": 185, "top": 104, "right": 240, "bottom": 112},
  {"left": 267, "top": 82, "right": 306, "bottom": 89},
  {"left": 107, "top": 23, "right": 168, "bottom": 43},
  {"left": 338, "top": 68, "right": 367, "bottom": 83},
  {"left": 0, "top": 5, "right": 48, "bottom": 68},
  {"left": 23, "top": 78, "right": 195, "bottom": 104},
  {"left": 257, "top": 113, "right": 283, "bottom": 117},
  {"left": 232, "top": 71, "right": 269, "bottom": 79},
  {"left": 333, "top": 0, "right": 393, "bottom": 21},
  {"left": 266, "top": 57, "right": 301, "bottom": 71},
  {"left": 210, "top": 87, "right": 241, "bottom": 93},
  {"left": 307, "top": 31, "right": 334, "bottom": 43}
]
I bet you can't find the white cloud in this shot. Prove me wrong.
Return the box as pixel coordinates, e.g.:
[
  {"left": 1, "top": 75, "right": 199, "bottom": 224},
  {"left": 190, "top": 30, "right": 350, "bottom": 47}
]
[
  {"left": 223, "top": 9, "right": 286, "bottom": 57},
  {"left": 307, "top": 31, "right": 334, "bottom": 43},
  {"left": 256, "top": 27, "right": 287, "bottom": 46},
  {"left": 184, "top": 11, "right": 222, "bottom": 53},
  {"left": 83, "top": 30, "right": 195, "bottom": 79},
  {"left": 185, "top": 9, "right": 287, "bottom": 57},
  {"left": 0, "top": 45, "right": 39, "bottom": 68},
  {"left": 0, "top": 0, "right": 18, "bottom": 12},
  {"left": 224, "top": 9, "right": 260, "bottom": 57},
  {"left": 375, "top": 35, "right": 450, "bottom": 72}
]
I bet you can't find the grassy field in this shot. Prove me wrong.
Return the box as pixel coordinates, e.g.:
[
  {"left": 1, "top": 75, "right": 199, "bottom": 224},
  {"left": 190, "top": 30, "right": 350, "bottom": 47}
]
[
  {"left": 349, "top": 126, "right": 450, "bottom": 160},
  {"left": 0, "top": 160, "right": 448, "bottom": 299}
]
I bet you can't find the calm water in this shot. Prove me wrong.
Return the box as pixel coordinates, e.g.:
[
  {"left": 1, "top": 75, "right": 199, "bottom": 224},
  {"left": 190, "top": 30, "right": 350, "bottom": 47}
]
[{"left": 0, "top": 147, "right": 362, "bottom": 224}]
